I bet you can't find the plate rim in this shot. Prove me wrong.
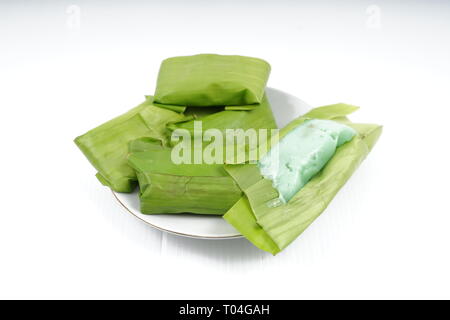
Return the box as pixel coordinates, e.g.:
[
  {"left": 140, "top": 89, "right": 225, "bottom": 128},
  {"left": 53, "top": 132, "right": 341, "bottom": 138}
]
[{"left": 112, "top": 191, "right": 244, "bottom": 239}]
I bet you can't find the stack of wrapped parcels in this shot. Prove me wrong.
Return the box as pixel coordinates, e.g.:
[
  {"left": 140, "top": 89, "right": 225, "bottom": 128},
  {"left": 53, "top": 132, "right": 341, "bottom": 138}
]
[{"left": 75, "top": 54, "right": 382, "bottom": 254}]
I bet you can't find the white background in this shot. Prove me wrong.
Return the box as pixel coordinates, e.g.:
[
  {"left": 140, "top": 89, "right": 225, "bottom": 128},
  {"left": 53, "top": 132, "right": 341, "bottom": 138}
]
[{"left": 1, "top": 0, "right": 449, "bottom": 299}]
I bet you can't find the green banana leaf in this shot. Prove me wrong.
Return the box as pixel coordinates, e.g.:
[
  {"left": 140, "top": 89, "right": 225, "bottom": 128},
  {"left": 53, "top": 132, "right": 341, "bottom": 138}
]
[
  {"left": 127, "top": 94, "right": 278, "bottom": 215},
  {"left": 128, "top": 138, "right": 243, "bottom": 215},
  {"left": 223, "top": 104, "right": 382, "bottom": 254},
  {"left": 154, "top": 54, "right": 271, "bottom": 108},
  {"left": 75, "top": 93, "right": 277, "bottom": 195},
  {"left": 74, "top": 97, "right": 186, "bottom": 192},
  {"left": 167, "top": 93, "right": 277, "bottom": 141}
]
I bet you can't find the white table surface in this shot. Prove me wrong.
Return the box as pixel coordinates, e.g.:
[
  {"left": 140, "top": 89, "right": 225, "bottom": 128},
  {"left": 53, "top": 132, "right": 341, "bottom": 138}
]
[{"left": 1, "top": 0, "right": 449, "bottom": 299}]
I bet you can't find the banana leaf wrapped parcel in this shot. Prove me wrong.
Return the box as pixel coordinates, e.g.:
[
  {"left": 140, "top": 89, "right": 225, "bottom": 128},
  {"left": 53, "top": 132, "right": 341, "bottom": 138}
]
[
  {"left": 154, "top": 54, "right": 271, "bottom": 108},
  {"left": 128, "top": 94, "right": 278, "bottom": 215},
  {"left": 74, "top": 97, "right": 185, "bottom": 192},
  {"left": 166, "top": 94, "right": 277, "bottom": 145},
  {"left": 223, "top": 104, "right": 382, "bottom": 254},
  {"left": 128, "top": 138, "right": 243, "bottom": 215}
]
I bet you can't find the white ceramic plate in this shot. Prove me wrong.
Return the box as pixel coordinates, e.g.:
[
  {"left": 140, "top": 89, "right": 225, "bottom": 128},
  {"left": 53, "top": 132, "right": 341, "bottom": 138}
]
[{"left": 113, "top": 88, "right": 311, "bottom": 239}]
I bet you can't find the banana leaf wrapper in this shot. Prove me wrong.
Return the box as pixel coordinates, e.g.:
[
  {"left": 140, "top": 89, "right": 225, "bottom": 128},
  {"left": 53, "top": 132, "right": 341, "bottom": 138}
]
[
  {"left": 74, "top": 97, "right": 186, "bottom": 192},
  {"left": 154, "top": 54, "right": 271, "bottom": 109},
  {"left": 223, "top": 104, "right": 383, "bottom": 254},
  {"left": 166, "top": 93, "right": 277, "bottom": 143},
  {"left": 127, "top": 95, "right": 278, "bottom": 215},
  {"left": 128, "top": 138, "right": 243, "bottom": 215}
]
